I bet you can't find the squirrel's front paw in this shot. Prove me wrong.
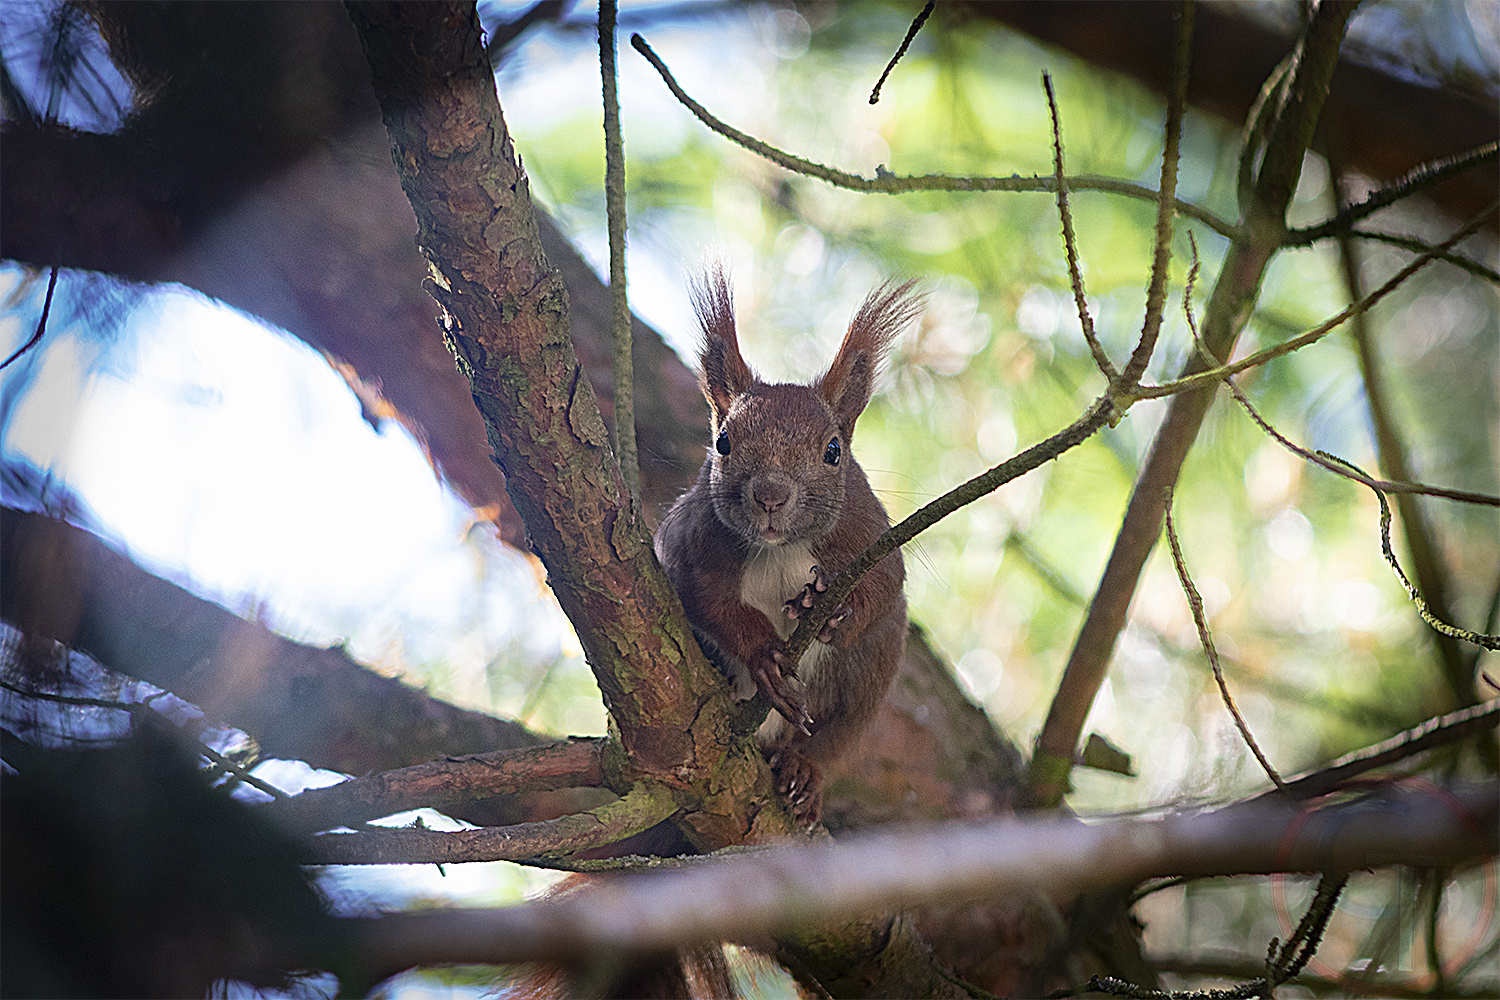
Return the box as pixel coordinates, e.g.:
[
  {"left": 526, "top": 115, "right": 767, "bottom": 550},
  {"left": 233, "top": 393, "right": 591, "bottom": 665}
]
[
  {"left": 748, "top": 643, "right": 812, "bottom": 736},
  {"left": 783, "top": 564, "right": 829, "bottom": 619},
  {"left": 783, "top": 565, "right": 850, "bottom": 642}
]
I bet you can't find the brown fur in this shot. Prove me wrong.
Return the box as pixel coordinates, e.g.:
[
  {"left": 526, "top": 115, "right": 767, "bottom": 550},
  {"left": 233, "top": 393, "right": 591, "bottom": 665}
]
[{"left": 655, "top": 269, "right": 920, "bottom": 824}]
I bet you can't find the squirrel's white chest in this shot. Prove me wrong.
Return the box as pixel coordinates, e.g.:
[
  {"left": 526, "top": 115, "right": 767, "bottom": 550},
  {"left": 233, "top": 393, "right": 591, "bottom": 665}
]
[{"left": 740, "top": 540, "right": 816, "bottom": 641}]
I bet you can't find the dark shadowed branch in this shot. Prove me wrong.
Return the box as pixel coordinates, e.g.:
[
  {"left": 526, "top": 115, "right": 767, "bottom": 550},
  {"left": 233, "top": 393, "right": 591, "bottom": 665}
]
[{"left": 0, "top": 506, "right": 540, "bottom": 774}]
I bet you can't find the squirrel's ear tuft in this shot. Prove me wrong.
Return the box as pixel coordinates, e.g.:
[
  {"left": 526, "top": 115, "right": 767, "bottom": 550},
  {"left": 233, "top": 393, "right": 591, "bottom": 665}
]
[
  {"left": 817, "top": 280, "right": 922, "bottom": 437},
  {"left": 691, "top": 261, "right": 755, "bottom": 422}
]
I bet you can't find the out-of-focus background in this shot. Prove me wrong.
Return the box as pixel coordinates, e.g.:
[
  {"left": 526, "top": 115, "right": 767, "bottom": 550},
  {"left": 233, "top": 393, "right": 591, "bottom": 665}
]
[{"left": 1, "top": 1, "right": 1495, "bottom": 996}]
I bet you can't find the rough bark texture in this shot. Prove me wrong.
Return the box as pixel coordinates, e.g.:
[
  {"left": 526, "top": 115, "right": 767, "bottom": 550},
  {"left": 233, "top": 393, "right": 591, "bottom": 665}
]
[{"left": 341, "top": 0, "right": 768, "bottom": 828}]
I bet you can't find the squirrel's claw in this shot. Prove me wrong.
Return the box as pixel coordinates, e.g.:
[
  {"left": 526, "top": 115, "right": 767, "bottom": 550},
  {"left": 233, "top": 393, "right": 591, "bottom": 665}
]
[
  {"left": 769, "top": 749, "right": 823, "bottom": 826},
  {"left": 749, "top": 646, "right": 812, "bottom": 735}
]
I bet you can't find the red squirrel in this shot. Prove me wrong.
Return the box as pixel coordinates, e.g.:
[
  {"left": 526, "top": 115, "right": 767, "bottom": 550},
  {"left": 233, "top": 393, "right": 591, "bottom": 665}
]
[{"left": 654, "top": 266, "right": 918, "bottom": 824}]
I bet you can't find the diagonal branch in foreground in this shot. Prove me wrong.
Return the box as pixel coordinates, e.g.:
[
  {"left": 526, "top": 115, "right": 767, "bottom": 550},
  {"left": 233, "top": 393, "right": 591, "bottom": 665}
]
[
  {"left": 0, "top": 506, "right": 539, "bottom": 774},
  {"left": 783, "top": 397, "right": 1114, "bottom": 662},
  {"left": 333, "top": 780, "right": 1496, "bottom": 976}
]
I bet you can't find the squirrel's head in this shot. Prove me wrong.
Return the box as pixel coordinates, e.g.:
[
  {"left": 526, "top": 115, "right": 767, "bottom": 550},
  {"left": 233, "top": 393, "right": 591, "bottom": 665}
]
[{"left": 690, "top": 265, "right": 920, "bottom": 546}]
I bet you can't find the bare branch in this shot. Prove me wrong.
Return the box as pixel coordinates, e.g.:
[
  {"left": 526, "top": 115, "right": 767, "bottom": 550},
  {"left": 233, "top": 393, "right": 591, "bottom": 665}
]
[
  {"left": 629, "top": 33, "right": 1240, "bottom": 240},
  {"left": 1348, "top": 229, "right": 1499, "bottom": 285},
  {"left": 1320, "top": 453, "right": 1500, "bottom": 652},
  {"left": 304, "top": 782, "right": 677, "bottom": 865},
  {"left": 1286, "top": 142, "right": 1500, "bottom": 247},
  {"left": 262, "top": 738, "right": 605, "bottom": 834},
  {"left": 1179, "top": 231, "right": 1498, "bottom": 508},
  {"left": 1223, "top": 378, "right": 1499, "bottom": 507},
  {"left": 1030, "top": 1, "right": 1360, "bottom": 807},
  {"left": 0, "top": 506, "right": 541, "bottom": 774},
  {"left": 335, "top": 782, "right": 1496, "bottom": 974},
  {"left": 1135, "top": 202, "right": 1498, "bottom": 401},
  {"left": 0, "top": 677, "right": 288, "bottom": 801},
  {"left": 1163, "top": 491, "right": 1286, "bottom": 791},
  {"left": 0, "top": 265, "right": 58, "bottom": 370},
  {"left": 868, "top": 0, "right": 934, "bottom": 105},
  {"left": 1120, "top": 0, "right": 1192, "bottom": 387},
  {"left": 1332, "top": 159, "right": 1490, "bottom": 706},
  {"left": 1260, "top": 700, "right": 1500, "bottom": 804},
  {"left": 783, "top": 396, "right": 1115, "bottom": 662},
  {"left": 599, "top": 0, "right": 640, "bottom": 507},
  {"left": 1042, "top": 71, "right": 1116, "bottom": 383}
]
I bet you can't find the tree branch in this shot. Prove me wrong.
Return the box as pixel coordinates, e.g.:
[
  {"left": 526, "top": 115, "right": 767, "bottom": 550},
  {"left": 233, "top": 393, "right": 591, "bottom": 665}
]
[
  {"left": 262, "top": 738, "right": 605, "bottom": 834},
  {"left": 1135, "top": 203, "right": 1499, "bottom": 401},
  {"left": 343, "top": 1, "right": 740, "bottom": 797},
  {"left": 1258, "top": 700, "right": 1500, "bottom": 804},
  {"left": 1119, "top": 0, "right": 1191, "bottom": 388},
  {"left": 331, "top": 781, "right": 1496, "bottom": 977},
  {"left": 1163, "top": 491, "right": 1285, "bottom": 791},
  {"left": 1043, "top": 71, "right": 1115, "bottom": 383},
  {"left": 599, "top": 0, "right": 640, "bottom": 507},
  {"left": 305, "top": 781, "right": 677, "bottom": 865},
  {"left": 1030, "top": 0, "right": 1359, "bottom": 807},
  {"left": 0, "top": 506, "right": 539, "bottom": 774},
  {"left": 629, "top": 33, "right": 1240, "bottom": 240},
  {"left": 1286, "top": 142, "right": 1500, "bottom": 247},
  {"left": 1333, "top": 163, "right": 1478, "bottom": 707},
  {"left": 783, "top": 397, "right": 1114, "bottom": 662}
]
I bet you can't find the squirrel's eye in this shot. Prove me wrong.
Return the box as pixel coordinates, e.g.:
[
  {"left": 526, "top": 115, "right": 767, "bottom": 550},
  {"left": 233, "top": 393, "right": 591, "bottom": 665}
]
[
  {"left": 823, "top": 436, "right": 841, "bottom": 466},
  {"left": 715, "top": 430, "right": 731, "bottom": 456}
]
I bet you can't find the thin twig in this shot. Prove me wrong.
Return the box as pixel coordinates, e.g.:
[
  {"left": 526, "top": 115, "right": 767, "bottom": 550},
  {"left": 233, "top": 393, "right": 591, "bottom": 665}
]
[
  {"left": 1180, "top": 232, "right": 1499, "bottom": 508},
  {"left": 1163, "top": 489, "right": 1287, "bottom": 792},
  {"left": 868, "top": 1, "right": 933, "bottom": 105},
  {"left": 1348, "top": 229, "right": 1499, "bottom": 285},
  {"left": 600, "top": 0, "right": 640, "bottom": 506},
  {"left": 0, "top": 677, "right": 288, "bottom": 800},
  {"left": 1257, "top": 700, "right": 1500, "bottom": 804},
  {"left": 1271, "top": 872, "right": 1348, "bottom": 982},
  {"left": 1225, "top": 379, "right": 1498, "bottom": 506},
  {"left": 1042, "top": 71, "right": 1115, "bottom": 383},
  {"left": 1028, "top": 1, "right": 1359, "bottom": 808},
  {"left": 629, "top": 33, "right": 1240, "bottom": 239},
  {"left": 1237, "top": 51, "right": 1294, "bottom": 217},
  {"left": 1286, "top": 141, "right": 1500, "bottom": 246},
  {"left": 1, "top": 266, "right": 59, "bottom": 370},
  {"left": 782, "top": 396, "right": 1114, "bottom": 661},
  {"left": 1320, "top": 453, "right": 1500, "bottom": 651},
  {"left": 1136, "top": 202, "right": 1499, "bottom": 401},
  {"left": 1120, "top": 0, "right": 1192, "bottom": 388}
]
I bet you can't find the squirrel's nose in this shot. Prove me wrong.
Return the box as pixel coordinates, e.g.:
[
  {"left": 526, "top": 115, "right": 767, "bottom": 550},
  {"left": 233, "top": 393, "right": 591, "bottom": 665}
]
[{"left": 753, "top": 478, "right": 791, "bottom": 514}]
